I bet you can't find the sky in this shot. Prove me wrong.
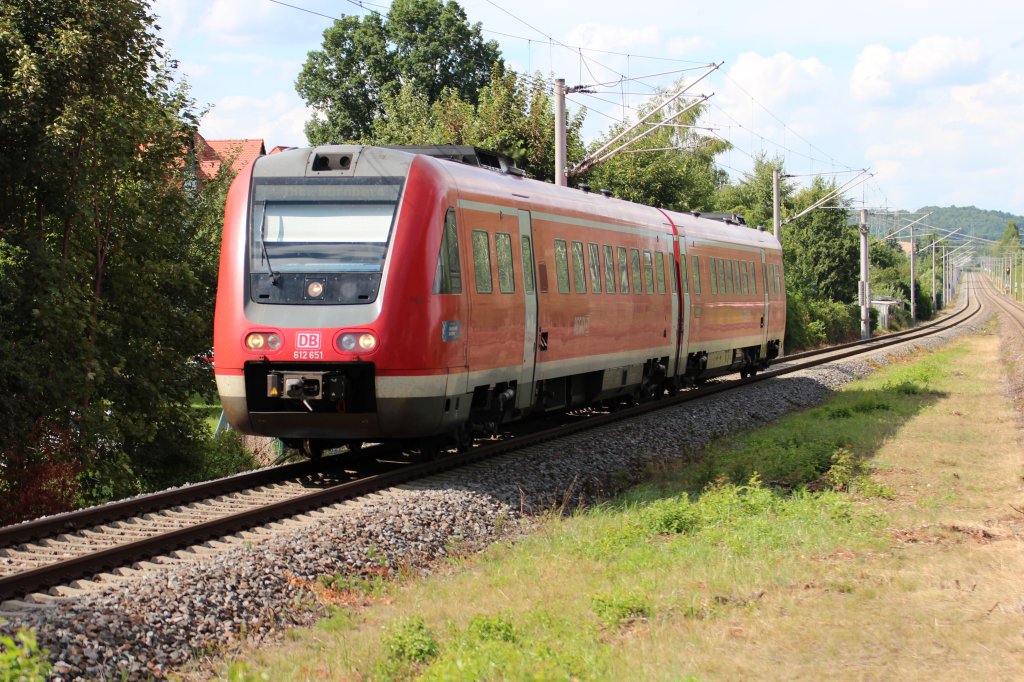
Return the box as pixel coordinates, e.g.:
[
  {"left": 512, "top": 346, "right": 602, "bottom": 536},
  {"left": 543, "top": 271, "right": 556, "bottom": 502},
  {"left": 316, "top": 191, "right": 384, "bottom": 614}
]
[{"left": 152, "top": 0, "right": 1024, "bottom": 216}]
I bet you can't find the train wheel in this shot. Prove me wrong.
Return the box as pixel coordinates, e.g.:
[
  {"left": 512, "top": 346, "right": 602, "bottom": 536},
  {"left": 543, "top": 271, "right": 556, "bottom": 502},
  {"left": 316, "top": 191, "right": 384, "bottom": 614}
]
[
  {"left": 302, "top": 438, "right": 326, "bottom": 460},
  {"left": 452, "top": 425, "right": 472, "bottom": 453},
  {"left": 345, "top": 440, "right": 363, "bottom": 453},
  {"left": 410, "top": 439, "right": 441, "bottom": 462}
]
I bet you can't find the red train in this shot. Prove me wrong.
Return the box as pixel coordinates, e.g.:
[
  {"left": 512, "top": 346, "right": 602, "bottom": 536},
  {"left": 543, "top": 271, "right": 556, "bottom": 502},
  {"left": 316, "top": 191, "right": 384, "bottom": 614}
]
[{"left": 214, "top": 145, "right": 785, "bottom": 456}]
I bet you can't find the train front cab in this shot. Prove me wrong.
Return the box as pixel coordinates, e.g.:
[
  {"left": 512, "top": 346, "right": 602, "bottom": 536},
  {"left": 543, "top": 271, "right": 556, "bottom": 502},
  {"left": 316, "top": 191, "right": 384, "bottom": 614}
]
[{"left": 213, "top": 147, "right": 475, "bottom": 451}]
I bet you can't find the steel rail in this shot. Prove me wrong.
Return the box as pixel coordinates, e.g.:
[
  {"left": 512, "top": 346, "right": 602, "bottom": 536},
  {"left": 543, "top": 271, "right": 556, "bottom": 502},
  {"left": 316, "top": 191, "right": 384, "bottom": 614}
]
[{"left": 0, "top": 458, "right": 330, "bottom": 548}]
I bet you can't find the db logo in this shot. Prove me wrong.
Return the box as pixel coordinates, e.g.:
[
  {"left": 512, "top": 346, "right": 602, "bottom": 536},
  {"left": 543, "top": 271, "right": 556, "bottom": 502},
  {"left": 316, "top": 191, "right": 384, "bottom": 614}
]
[{"left": 295, "top": 331, "right": 321, "bottom": 350}]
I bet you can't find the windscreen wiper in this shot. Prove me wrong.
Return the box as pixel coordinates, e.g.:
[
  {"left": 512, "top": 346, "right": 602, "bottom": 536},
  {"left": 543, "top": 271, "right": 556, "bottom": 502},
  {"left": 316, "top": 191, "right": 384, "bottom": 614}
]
[{"left": 258, "top": 203, "right": 280, "bottom": 286}]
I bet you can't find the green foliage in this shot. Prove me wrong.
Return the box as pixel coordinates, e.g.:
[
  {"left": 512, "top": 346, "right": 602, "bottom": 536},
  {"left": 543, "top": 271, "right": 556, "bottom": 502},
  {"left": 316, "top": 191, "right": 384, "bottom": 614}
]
[
  {"left": 0, "top": 0, "right": 247, "bottom": 522},
  {"left": 375, "top": 616, "right": 440, "bottom": 678},
  {"left": 465, "top": 614, "right": 518, "bottom": 643},
  {"left": 318, "top": 571, "right": 389, "bottom": 598},
  {"left": 297, "top": 0, "right": 500, "bottom": 143},
  {"left": 716, "top": 152, "right": 792, "bottom": 229},
  {"left": 0, "top": 626, "right": 51, "bottom": 681},
  {"left": 366, "top": 66, "right": 585, "bottom": 183},
  {"left": 783, "top": 176, "right": 859, "bottom": 302},
  {"left": 823, "top": 447, "right": 861, "bottom": 492},
  {"left": 785, "top": 293, "right": 860, "bottom": 351},
  {"left": 590, "top": 590, "right": 652, "bottom": 627},
  {"left": 911, "top": 205, "right": 1024, "bottom": 244}
]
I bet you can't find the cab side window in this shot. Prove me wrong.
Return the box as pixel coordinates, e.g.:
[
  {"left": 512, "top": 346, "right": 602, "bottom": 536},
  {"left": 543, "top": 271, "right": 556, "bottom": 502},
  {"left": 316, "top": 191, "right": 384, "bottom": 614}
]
[{"left": 432, "top": 208, "right": 462, "bottom": 294}]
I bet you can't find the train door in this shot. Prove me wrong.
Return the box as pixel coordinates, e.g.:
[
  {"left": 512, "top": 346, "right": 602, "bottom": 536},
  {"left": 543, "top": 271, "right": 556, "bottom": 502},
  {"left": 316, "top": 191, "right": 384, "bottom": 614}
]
[
  {"left": 760, "top": 249, "right": 771, "bottom": 354},
  {"left": 674, "top": 235, "right": 690, "bottom": 376},
  {"left": 516, "top": 210, "right": 539, "bottom": 410}
]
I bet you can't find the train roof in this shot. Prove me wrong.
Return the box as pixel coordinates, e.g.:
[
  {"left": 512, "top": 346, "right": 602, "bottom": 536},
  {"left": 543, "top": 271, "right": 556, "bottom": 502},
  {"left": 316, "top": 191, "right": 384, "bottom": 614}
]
[{"left": 250, "top": 145, "right": 780, "bottom": 250}]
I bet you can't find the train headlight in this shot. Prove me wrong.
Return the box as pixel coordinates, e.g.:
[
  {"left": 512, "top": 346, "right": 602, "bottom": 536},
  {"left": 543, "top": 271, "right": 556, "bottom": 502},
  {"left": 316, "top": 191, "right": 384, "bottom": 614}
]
[
  {"left": 306, "top": 281, "right": 324, "bottom": 298},
  {"left": 337, "top": 332, "right": 377, "bottom": 353},
  {"left": 245, "top": 332, "right": 282, "bottom": 351}
]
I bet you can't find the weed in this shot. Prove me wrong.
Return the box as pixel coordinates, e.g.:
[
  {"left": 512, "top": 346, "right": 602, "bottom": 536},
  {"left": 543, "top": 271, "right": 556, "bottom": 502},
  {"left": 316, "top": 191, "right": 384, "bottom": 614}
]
[
  {"left": 318, "top": 572, "right": 388, "bottom": 598},
  {"left": 465, "top": 614, "right": 518, "bottom": 643},
  {"left": 883, "top": 379, "right": 925, "bottom": 395},
  {"left": 850, "top": 396, "right": 890, "bottom": 413},
  {"left": 382, "top": 616, "right": 439, "bottom": 665},
  {"left": 823, "top": 447, "right": 862, "bottom": 492},
  {"left": 590, "top": 590, "right": 652, "bottom": 627}
]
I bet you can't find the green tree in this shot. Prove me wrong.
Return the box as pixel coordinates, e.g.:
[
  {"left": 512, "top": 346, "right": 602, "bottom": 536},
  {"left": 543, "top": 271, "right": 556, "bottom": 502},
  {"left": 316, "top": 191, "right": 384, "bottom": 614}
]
[
  {"left": 297, "top": 0, "right": 500, "bottom": 144},
  {"left": 0, "top": 0, "right": 244, "bottom": 522},
  {"left": 716, "top": 153, "right": 792, "bottom": 229},
  {"left": 583, "top": 87, "right": 728, "bottom": 210},
  {"left": 993, "top": 219, "right": 1021, "bottom": 257},
  {"left": 782, "top": 177, "right": 858, "bottom": 302},
  {"left": 367, "top": 67, "right": 584, "bottom": 183}
]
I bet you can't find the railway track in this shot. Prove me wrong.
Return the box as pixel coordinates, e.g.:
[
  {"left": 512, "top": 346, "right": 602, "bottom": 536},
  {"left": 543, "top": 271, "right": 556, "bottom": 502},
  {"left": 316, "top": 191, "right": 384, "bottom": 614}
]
[
  {"left": 974, "top": 271, "right": 1024, "bottom": 335},
  {"left": 0, "top": 289, "right": 983, "bottom": 606}
]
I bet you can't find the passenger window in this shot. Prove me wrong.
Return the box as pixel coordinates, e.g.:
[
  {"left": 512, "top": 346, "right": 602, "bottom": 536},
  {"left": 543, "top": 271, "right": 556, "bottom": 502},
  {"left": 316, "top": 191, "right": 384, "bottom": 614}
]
[
  {"left": 571, "top": 240, "right": 586, "bottom": 293},
  {"left": 603, "top": 245, "right": 616, "bottom": 293},
  {"left": 725, "top": 260, "right": 734, "bottom": 295},
  {"left": 520, "top": 235, "right": 536, "bottom": 292},
  {"left": 740, "top": 261, "right": 749, "bottom": 295},
  {"left": 472, "top": 230, "right": 492, "bottom": 294},
  {"left": 588, "top": 243, "right": 602, "bottom": 294},
  {"left": 554, "top": 239, "right": 570, "bottom": 293},
  {"left": 718, "top": 258, "right": 727, "bottom": 295},
  {"left": 692, "top": 255, "right": 701, "bottom": 294},
  {"left": 495, "top": 232, "right": 515, "bottom": 293},
  {"left": 655, "top": 252, "right": 667, "bottom": 294},
  {"left": 642, "top": 250, "right": 655, "bottom": 294},
  {"left": 709, "top": 257, "right": 718, "bottom": 295},
  {"left": 750, "top": 261, "right": 757, "bottom": 295},
  {"left": 433, "top": 208, "right": 462, "bottom": 294},
  {"left": 617, "top": 247, "right": 629, "bottom": 293},
  {"left": 630, "top": 248, "right": 642, "bottom": 293}
]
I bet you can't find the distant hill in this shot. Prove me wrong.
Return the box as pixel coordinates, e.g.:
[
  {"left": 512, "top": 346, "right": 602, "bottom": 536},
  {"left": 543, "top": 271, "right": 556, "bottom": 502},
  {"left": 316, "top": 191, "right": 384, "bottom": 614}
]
[{"left": 868, "top": 205, "right": 1022, "bottom": 242}]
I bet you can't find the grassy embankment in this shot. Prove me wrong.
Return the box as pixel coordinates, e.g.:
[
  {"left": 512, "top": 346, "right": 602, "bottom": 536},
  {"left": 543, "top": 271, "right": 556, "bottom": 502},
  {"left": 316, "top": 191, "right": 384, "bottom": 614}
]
[{"left": 223, "top": 326, "right": 1024, "bottom": 680}]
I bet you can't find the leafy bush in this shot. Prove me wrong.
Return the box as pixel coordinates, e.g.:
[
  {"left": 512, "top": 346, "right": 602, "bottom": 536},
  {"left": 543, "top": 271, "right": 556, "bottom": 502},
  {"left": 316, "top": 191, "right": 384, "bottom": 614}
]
[
  {"left": 0, "top": 626, "right": 51, "bottom": 681},
  {"left": 382, "top": 616, "right": 439, "bottom": 666},
  {"left": 785, "top": 292, "right": 867, "bottom": 352}
]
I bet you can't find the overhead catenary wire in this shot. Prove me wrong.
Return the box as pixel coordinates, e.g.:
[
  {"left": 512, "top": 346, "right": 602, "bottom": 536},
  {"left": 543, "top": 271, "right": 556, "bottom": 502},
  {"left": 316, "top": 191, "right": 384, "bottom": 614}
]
[{"left": 268, "top": 0, "right": 864, "bottom": 199}]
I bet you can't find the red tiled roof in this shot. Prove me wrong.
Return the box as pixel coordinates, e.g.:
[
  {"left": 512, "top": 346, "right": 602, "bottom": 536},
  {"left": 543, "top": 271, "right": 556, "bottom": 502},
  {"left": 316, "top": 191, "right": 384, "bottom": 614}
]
[{"left": 196, "top": 136, "right": 266, "bottom": 180}]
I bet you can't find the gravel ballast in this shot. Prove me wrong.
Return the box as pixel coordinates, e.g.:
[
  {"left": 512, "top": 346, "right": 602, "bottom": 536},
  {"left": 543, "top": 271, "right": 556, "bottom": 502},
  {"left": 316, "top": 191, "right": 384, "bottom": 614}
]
[{"left": 0, "top": 313, "right": 996, "bottom": 680}]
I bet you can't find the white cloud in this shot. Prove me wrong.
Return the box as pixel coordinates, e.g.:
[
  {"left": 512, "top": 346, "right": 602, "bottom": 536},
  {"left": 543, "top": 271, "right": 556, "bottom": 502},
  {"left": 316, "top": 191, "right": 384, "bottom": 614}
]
[
  {"left": 200, "top": 92, "right": 310, "bottom": 147},
  {"left": 667, "top": 36, "right": 714, "bottom": 58},
  {"left": 197, "top": 0, "right": 277, "bottom": 45},
  {"left": 850, "top": 36, "right": 986, "bottom": 102},
  {"left": 899, "top": 36, "right": 983, "bottom": 84},
  {"left": 850, "top": 45, "right": 894, "bottom": 102},
  {"left": 564, "top": 22, "right": 660, "bottom": 54},
  {"left": 723, "top": 52, "right": 831, "bottom": 109}
]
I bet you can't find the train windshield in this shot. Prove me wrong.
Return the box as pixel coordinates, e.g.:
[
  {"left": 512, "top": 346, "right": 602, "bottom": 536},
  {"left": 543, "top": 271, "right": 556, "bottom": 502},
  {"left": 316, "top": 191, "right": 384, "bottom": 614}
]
[{"left": 250, "top": 177, "right": 403, "bottom": 273}]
